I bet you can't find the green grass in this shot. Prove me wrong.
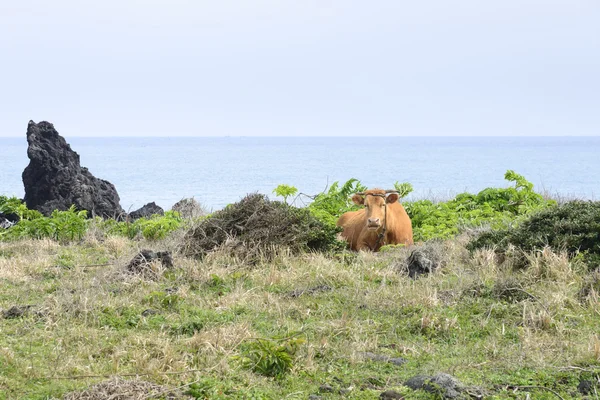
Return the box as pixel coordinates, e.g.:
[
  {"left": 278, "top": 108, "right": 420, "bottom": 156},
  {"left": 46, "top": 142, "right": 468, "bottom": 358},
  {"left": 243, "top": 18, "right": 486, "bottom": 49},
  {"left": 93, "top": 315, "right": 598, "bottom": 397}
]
[{"left": 1, "top": 235, "right": 599, "bottom": 399}]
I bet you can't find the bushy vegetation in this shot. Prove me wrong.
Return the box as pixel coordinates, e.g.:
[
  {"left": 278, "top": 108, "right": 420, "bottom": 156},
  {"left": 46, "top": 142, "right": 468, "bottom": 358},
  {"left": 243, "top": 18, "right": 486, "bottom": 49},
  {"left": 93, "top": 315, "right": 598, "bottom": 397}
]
[
  {"left": 0, "top": 196, "right": 184, "bottom": 242},
  {"left": 405, "top": 170, "right": 554, "bottom": 241},
  {"left": 2, "top": 170, "right": 553, "bottom": 248},
  {"left": 181, "top": 193, "right": 345, "bottom": 260},
  {"left": 273, "top": 170, "right": 553, "bottom": 242},
  {"left": 306, "top": 178, "right": 367, "bottom": 227},
  {"left": 98, "top": 211, "right": 183, "bottom": 240},
  {"left": 275, "top": 179, "right": 414, "bottom": 231},
  {"left": 2, "top": 171, "right": 600, "bottom": 399},
  {"left": 239, "top": 336, "right": 305, "bottom": 378},
  {"left": 0, "top": 194, "right": 43, "bottom": 220},
  {"left": 469, "top": 200, "right": 600, "bottom": 268}
]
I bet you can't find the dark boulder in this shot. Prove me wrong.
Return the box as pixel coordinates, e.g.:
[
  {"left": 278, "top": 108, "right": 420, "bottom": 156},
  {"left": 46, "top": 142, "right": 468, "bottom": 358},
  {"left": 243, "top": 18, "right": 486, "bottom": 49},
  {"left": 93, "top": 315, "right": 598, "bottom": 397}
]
[
  {"left": 0, "top": 212, "right": 18, "bottom": 229},
  {"left": 2, "top": 305, "right": 35, "bottom": 319},
  {"left": 393, "top": 241, "right": 447, "bottom": 279},
  {"left": 406, "top": 250, "right": 436, "bottom": 278},
  {"left": 0, "top": 218, "right": 13, "bottom": 229},
  {"left": 126, "top": 249, "right": 174, "bottom": 274},
  {"left": 129, "top": 202, "right": 164, "bottom": 220},
  {"left": 578, "top": 379, "right": 594, "bottom": 395},
  {"left": 22, "top": 120, "right": 124, "bottom": 218}
]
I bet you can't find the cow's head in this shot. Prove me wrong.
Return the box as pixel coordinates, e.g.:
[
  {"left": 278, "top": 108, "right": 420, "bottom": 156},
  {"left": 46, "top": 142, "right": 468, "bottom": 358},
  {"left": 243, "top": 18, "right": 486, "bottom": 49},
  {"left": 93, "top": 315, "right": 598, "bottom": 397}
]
[{"left": 352, "top": 189, "right": 399, "bottom": 231}]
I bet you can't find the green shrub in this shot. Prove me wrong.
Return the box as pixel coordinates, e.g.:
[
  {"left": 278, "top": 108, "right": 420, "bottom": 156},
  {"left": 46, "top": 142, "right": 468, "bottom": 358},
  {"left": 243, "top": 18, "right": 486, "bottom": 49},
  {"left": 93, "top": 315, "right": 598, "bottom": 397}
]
[
  {"left": 96, "top": 211, "right": 184, "bottom": 240},
  {"left": 279, "top": 171, "right": 550, "bottom": 243},
  {"left": 305, "top": 178, "right": 366, "bottom": 228},
  {"left": 133, "top": 211, "right": 183, "bottom": 240},
  {"left": 0, "top": 171, "right": 552, "bottom": 245},
  {"left": 393, "top": 181, "right": 414, "bottom": 198},
  {"left": 1, "top": 196, "right": 184, "bottom": 242},
  {"left": 0, "top": 205, "right": 88, "bottom": 242},
  {"left": 0, "top": 196, "right": 43, "bottom": 220},
  {"left": 240, "top": 337, "right": 304, "bottom": 377},
  {"left": 468, "top": 201, "right": 600, "bottom": 268},
  {"left": 406, "top": 170, "right": 554, "bottom": 241},
  {"left": 49, "top": 207, "right": 89, "bottom": 241},
  {"left": 272, "top": 184, "right": 298, "bottom": 204}
]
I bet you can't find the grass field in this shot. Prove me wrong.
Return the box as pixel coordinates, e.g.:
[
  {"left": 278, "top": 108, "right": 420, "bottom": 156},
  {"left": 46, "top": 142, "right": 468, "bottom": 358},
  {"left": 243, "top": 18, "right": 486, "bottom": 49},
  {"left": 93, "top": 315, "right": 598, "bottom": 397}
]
[{"left": 1, "top": 231, "right": 599, "bottom": 399}]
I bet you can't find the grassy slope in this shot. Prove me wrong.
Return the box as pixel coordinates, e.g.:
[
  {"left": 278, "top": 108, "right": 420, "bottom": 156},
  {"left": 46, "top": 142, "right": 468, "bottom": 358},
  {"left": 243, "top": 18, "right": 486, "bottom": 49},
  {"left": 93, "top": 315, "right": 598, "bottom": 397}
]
[{"left": 0, "top": 234, "right": 599, "bottom": 399}]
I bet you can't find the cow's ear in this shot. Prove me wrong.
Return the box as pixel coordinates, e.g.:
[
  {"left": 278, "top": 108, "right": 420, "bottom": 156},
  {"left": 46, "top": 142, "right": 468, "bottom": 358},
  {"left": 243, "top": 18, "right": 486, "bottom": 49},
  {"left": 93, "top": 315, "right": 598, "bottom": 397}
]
[
  {"left": 351, "top": 194, "right": 364, "bottom": 205},
  {"left": 386, "top": 193, "right": 399, "bottom": 203}
]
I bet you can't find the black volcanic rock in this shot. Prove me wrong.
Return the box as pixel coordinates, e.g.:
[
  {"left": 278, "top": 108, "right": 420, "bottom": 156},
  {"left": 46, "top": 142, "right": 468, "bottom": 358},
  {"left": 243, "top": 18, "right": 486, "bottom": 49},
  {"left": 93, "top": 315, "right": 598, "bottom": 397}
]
[
  {"left": 129, "top": 202, "right": 164, "bottom": 220},
  {"left": 22, "top": 120, "right": 124, "bottom": 218},
  {"left": 0, "top": 212, "right": 19, "bottom": 229},
  {"left": 0, "top": 216, "right": 15, "bottom": 229}
]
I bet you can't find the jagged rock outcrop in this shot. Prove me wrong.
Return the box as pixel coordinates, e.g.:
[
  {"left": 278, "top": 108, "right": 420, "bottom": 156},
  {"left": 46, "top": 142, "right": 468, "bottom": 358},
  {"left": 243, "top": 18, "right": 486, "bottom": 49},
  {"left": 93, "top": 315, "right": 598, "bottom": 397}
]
[
  {"left": 129, "top": 202, "right": 164, "bottom": 220},
  {"left": 22, "top": 120, "right": 124, "bottom": 218}
]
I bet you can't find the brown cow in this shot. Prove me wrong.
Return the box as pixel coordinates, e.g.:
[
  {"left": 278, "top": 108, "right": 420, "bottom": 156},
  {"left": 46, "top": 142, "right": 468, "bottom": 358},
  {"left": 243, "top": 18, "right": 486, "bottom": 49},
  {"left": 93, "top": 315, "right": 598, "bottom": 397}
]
[{"left": 337, "top": 189, "right": 413, "bottom": 251}]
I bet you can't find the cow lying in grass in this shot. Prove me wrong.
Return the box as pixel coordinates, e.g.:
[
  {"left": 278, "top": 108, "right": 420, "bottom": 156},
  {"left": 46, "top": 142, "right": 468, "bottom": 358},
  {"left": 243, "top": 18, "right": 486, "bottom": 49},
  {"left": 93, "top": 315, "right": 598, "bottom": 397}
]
[{"left": 337, "top": 189, "right": 413, "bottom": 251}]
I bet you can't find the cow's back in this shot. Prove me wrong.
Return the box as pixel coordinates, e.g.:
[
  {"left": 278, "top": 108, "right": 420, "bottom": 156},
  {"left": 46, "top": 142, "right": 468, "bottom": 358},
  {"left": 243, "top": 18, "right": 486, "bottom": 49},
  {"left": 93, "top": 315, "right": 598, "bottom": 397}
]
[{"left": 385, "top": 202, "right": 413, "bottom": 245}]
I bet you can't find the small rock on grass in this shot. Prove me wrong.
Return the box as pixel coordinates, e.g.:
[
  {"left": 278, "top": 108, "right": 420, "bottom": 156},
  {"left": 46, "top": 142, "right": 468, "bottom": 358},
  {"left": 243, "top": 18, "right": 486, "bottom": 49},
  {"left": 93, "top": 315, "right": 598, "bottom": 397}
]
[
  {"left": 405, "top": 373, "right": 464, "bottom": 399},
  {"left": 2, "top": 305, "right": 33, "bottom": 319},
  {"left": 126, "top": 250, "right": 173, "bottom": 273},
  {"left": 319, "top": 384, "right": 335, "bottom": 393},
  {"left": 578, "top": 380, "right": 594, "bottom": 395},
  {"left": 360, "top": 351, "right": 407, "bottom": 366}
]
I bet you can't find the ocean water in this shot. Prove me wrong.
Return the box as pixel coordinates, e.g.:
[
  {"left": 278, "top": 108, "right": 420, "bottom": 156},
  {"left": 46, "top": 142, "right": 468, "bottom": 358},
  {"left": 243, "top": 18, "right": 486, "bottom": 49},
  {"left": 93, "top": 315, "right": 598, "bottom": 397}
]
[{"left": 1, "top": 136, "right": 599, "bottom": 211}]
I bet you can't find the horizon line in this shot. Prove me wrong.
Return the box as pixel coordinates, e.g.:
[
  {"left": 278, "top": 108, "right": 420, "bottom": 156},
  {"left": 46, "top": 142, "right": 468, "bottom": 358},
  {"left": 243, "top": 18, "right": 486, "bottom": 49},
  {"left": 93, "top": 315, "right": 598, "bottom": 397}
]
[{"left": 1, "top": 135, "right": 600, "bottom": 138}]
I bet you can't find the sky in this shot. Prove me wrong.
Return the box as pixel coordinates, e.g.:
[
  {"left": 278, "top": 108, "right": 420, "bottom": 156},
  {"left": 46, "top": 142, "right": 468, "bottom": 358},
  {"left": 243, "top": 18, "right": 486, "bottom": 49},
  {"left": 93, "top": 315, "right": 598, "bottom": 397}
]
[{"left": 0, "top": 0, "right": 598, "bottom": 137}]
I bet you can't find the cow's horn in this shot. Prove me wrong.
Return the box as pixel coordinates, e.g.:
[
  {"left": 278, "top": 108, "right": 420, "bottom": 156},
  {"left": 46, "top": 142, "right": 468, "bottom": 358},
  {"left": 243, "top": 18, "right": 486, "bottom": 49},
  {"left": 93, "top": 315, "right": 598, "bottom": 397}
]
[
  {"left": 385, "top": 190, "right": 399, "bottom": 194},
  {"left": 355, "top": 192, "right": 365, "bottom": 195}
]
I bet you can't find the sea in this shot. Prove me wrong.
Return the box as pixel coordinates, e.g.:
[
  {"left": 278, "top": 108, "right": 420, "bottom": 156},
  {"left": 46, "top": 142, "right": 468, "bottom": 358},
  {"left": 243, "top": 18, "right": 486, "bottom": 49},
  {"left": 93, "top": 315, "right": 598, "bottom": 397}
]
[{"left": 1, "top": 136, "right": 599, "bottom": 212}]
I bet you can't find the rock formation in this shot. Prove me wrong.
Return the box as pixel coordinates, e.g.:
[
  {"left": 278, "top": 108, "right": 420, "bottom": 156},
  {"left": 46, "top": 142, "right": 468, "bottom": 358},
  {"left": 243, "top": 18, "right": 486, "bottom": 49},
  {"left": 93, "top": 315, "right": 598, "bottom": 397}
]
[
  {"left": 171, "top": 197, "right": 205, "bottom": 219},
  {"left": 126, "top": 249, "right": 174, "bottom": 274},
  {"left": 0, "top": 212, "right": 17, "bottom": 229},
  {"left": 129, "top": 202, "right": 164, "bottom": 220},
  {"left": 22, "top": 120, "right": 124, "bottom": 218}
]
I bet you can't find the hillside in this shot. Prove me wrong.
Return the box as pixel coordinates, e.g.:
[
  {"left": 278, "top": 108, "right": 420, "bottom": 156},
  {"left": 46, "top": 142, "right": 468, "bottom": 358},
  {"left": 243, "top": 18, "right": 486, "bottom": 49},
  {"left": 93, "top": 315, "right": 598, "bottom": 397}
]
[
  {"left": 1, "top": 174, "right": 599, "bottom": 399},
  {"left": 1, "top": 233, "right": 599, "bottom": 399}
]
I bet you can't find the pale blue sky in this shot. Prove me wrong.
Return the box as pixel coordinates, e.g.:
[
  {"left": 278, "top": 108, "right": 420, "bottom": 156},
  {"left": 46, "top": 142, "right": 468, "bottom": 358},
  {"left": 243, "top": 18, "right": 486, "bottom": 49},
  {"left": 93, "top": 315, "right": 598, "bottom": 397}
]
[{"left": 1, "top": 1, "right": 598, "bottom": 137}]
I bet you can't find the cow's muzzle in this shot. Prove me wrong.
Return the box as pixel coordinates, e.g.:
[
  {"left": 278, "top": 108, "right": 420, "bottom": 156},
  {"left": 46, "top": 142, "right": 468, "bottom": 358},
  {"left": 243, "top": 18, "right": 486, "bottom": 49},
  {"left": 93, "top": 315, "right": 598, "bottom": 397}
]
[{"left": 367, "top": 218, "right": 381, "bottom": 230}]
